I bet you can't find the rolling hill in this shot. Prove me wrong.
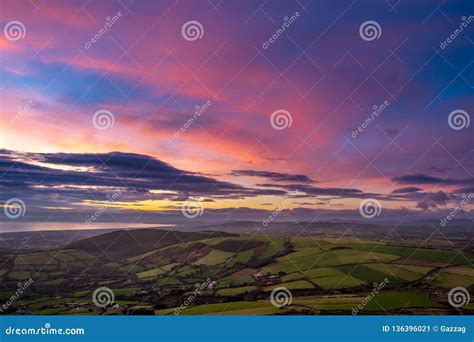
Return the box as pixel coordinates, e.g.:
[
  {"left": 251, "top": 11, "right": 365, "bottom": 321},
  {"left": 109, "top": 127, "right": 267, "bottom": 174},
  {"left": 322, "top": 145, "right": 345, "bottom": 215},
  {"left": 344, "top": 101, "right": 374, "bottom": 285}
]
[{"left": 67, "top": 228, "right": 237, "bottom": 260}]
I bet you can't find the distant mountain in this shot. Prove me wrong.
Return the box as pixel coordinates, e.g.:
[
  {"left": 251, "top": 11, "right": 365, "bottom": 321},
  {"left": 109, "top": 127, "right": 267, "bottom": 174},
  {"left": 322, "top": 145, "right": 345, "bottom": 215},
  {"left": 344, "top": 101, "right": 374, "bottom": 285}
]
[
  {"left": 187, "top": 220, "right": 473, "bottom": 239},
  {"left": 67, "top": 228, "right": 237, "bottom": 260},
  {"left": 0, "top": 229, "right": 114, "bottom": 252}
]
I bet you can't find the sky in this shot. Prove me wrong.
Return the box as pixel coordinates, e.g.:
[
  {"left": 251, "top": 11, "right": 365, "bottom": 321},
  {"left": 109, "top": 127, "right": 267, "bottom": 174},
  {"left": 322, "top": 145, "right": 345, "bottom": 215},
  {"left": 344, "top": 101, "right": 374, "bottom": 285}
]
[{"left": 0, "top": 0, "right": 473, "bottom": 229}]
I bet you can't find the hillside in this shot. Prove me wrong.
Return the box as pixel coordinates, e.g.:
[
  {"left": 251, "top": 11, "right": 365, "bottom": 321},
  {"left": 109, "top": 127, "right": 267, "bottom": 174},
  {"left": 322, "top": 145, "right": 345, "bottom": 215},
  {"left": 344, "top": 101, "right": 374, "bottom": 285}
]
[
  {"left": 67, "top": 228, "right": 237, "bottom": 260},
  {"left": 2, "top": 232, "right": 473, "bottom": 315}
]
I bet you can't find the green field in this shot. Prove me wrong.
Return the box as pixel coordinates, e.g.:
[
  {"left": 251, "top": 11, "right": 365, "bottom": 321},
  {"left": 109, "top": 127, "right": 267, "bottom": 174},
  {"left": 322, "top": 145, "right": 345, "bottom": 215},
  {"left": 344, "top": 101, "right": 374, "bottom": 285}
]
[
  {"left": 430, "top": 270, "right": 474, "bottom": 288},
  {"left": 215, "top": 286, "right": 257, "bottom": 296},
  {"left": 363, "top": 291, "right": 443, "bottom": 311},
  {"left": 2, "top": 231, "right": 472, "bottom": 316},
  {"left": 136, "top": 267, "right": 166, "bottom": 279},
  {"left": 264, "top": 280, "right": 314, "bottom": 291},
  {"left": 7, "top": 271, "right": 32, "bottom": 280},
  {"left": 193, "top": 250, "right": 234, "bottom": 266}
]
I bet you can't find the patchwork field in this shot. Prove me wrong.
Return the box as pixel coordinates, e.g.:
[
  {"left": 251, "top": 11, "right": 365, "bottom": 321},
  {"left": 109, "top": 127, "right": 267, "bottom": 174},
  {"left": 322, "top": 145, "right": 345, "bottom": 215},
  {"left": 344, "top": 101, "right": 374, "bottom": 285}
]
[{"left": 0, "top": 229, "right": 472, "bottom": 315}]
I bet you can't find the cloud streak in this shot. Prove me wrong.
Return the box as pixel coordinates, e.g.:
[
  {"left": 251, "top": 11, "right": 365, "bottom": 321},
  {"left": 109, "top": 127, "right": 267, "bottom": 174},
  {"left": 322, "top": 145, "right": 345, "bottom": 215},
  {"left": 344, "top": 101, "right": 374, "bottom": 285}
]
[
  {"left": 231, "top": 169, "right": 313, "bottom": 183},
  {"left": 392, "top": 174, "right": 474, "bottom": 186}
]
